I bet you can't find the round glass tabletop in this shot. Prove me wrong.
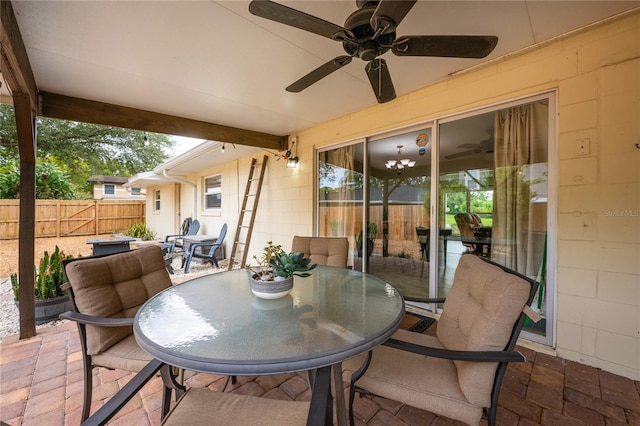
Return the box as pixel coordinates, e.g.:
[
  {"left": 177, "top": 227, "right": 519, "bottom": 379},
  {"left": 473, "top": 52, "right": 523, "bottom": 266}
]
[{"left": 134, "top": 266, "right": 404, "bottom": 375}]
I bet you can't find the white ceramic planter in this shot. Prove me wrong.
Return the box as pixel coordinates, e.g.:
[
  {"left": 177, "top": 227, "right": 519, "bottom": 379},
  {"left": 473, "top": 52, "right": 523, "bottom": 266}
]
[{"left": 249, "top": 275, "right": 293, "bottom": 299}]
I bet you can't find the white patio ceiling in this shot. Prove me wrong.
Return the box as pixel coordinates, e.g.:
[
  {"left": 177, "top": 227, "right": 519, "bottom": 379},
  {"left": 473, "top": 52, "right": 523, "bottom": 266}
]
[{"left": 4, "top": 1, "right": 639, "bottom": 140}]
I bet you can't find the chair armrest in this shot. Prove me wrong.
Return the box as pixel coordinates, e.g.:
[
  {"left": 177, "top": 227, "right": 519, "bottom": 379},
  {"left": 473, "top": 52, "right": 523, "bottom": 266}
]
[
  {"left": 383, "top": 338, "right": 525, "bottom": 363},
  {"left": 164, "top": 234, "right": 183, "bottom": 243},
  {"left": 403, "top": 296, "right": 446, "bottom": 304},
  {"left": 81, "top": 358, "right": 165, "bottom": 426},
  {"left": 59, "top": 311, "right": 134, "bottom": 327}
]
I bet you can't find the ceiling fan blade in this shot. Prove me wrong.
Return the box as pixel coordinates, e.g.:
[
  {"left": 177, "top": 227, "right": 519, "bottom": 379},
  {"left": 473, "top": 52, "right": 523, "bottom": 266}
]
[
  {"left": 249, "top": 0, "right": 348, "bottom": 40},
  {"left": 286, "top": 56, "right": 352, "bottom": 93},
  {"left": 393, "top": 35, "right": 499, "bottom": 58},
  {"left": 365, "top": 59, "right": 396, "bottom": 103},
  {"left": 370, "top": 0, "right": 417, "bottom": 34}
]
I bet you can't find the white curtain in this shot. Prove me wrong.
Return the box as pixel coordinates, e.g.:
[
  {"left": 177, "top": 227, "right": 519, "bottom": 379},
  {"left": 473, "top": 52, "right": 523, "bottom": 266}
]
[
  {"left": 492, "top": 102, "right": 548, "bottom": 276},
  {"left": 325, "top": 146, "right": 357, "bottom": 264}
]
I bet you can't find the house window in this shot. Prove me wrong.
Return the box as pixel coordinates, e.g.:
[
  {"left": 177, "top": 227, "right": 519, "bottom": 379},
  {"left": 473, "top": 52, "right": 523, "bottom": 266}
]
[
  {"left": 154, "top": 190, "right": 161, "bottom": 211},
  {"left": 130, "top": 187, "right": 141, "bottom": 195},
  {"left": 204, "top": 175, "right": 222, "bottom": 211},
  {"left": 103, "top": 184, "right": 115, "bottom": 195}
]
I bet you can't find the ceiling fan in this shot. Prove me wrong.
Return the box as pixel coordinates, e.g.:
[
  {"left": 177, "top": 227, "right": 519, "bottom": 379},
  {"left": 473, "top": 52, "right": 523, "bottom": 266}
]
[
  {"left": 445, "top": 137, "right": 494, "bottom": 160},
  {"left": 249, "top": 0, "right": 498, "bottom": 103}
]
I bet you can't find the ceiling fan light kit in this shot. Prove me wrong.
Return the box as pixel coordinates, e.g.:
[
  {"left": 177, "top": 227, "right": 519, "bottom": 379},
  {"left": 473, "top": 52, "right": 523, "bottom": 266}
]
[{"left": 249, "top": 0, "right": 498, "bottom": 103}]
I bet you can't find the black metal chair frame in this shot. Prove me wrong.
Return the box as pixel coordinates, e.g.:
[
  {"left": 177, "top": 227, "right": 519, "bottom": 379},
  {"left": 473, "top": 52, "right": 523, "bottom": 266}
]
[
  {"left": 348, "top": 256, "right": 539, "bottom": 426},
  {"left": 59, "top": 255, "right": 134, "bottom": 422},
  {"left": 59, "top": 253, "right": 178, "bottom": 422},
  {"left": 81, "top": 361, "right": 333, "bottom": 426}
]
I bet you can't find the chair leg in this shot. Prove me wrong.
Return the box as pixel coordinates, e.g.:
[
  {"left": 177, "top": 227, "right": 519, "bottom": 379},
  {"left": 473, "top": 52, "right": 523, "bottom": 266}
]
[
  {"left": 81, "top": 360, "right": 94, "bottom": 421},
  {"left": 183, "top": 254, "right": 192, "bottom": 273}
]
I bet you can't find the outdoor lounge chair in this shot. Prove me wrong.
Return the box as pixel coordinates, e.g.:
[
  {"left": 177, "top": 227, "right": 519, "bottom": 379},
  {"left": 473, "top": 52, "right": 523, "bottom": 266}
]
[
  {"left": 59, "top": 245, "right": 174, "bottom": 422},
  {"left": 80, "top": 360, "right": 333, "bottom": 426},
  {"left": 344, "top": 254, "right": 539, "bottom": 425},
  {"left": 182, "top": 223, "right": 227, "bottom": 273},
  {"left": 163, "top": 218, "right": 200, "bottom": 254},
  {"left": 291, "top": 236, "right": 349, "bottom": 268},
  {"left": 455, "top": 212, "right": 491, "bottom": 254}
]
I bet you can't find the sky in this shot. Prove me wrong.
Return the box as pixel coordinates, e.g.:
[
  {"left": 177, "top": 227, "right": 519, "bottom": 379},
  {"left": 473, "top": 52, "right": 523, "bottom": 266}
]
[{"left": 169, "top": 135, "right": 206, "bottom": 157}]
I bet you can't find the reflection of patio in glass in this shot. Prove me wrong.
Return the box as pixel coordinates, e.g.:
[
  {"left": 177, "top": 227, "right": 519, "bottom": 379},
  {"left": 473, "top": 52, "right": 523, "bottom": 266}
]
[{"left": 355, "top": 235, "right": 547, "bottom": 337}]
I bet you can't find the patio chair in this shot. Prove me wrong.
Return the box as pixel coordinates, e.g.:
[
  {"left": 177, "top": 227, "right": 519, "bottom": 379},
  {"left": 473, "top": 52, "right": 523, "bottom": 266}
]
[
  {"left": 163, "top": 218, "right": 200, "bottom": 254},
  {"left": 344, "top": 254, "right": 539, "bottom": 426},
  {"left": 59, "top": 245, "right": 174, "bottom": 422},
  {"left": 291, "top": 236, "right": 349, "bottom": 268},
  {"left": 80, "top": 360, "right": 333, "bottom": 426},
  {"left": 182, "top": 223, "right": 227, "bottom": 273},
  {"left": 454, "top": 212, "right": 490, "bottom": 253},
  {"left": 416, "top": 226, "right": 429, "bottom": 276}
]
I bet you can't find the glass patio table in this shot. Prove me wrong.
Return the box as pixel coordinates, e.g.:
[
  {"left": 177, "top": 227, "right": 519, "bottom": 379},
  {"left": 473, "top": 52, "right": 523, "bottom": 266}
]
[{"left": 134, "top": 266, "right": 404, "bottom": 423}]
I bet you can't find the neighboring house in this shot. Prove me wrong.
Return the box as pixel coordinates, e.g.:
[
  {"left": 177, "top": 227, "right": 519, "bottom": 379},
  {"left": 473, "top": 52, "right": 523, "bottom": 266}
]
[
  {"left": 126, "top": 13, "right": 640, "bottom": 382},
  {"left": 88, "top": 175, "right": 145, "bottom": 200}
]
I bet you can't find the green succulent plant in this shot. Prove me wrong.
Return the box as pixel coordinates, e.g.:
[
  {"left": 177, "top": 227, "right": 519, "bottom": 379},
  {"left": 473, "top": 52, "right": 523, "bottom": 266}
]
[
  {"left": 270, "top": 251, "right": 317, "bottom": 279},
  {"left": 124, "top": 222, "right": 157, "bottom": 241},
  {"left": 11, "top": 246, "right": 74, "bottom": 301},
  {"left": 247, "top": 241, "right": 316, "bottom": 281}
]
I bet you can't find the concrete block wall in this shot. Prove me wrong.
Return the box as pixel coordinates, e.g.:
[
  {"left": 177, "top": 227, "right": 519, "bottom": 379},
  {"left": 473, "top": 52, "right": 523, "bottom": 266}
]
[
  {"left": 147, "top": 10, "right": 639, "bottom": 380},
  {"left": 289, "top": 11, "right": 638, "bottom": 379}
]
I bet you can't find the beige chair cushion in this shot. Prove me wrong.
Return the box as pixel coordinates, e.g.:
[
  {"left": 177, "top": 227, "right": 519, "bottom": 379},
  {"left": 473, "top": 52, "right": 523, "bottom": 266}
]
[
  {"left": 161, "top": 387, "right": 311, "bottom": 426},
  {"left": 91, "top": 334, "right": 152, "bottom": 371},
  {"left": 436, "top": 254, "right": 531, "bottom": 406},
  {"left": 342, "top": 329, "right": 484, "bottom": 425},
  {"left": 291, "top": 236, "right": 349, "bottom": 268},
  {"left": 65, "top": 245, "right": 172, "bottom": 356}
]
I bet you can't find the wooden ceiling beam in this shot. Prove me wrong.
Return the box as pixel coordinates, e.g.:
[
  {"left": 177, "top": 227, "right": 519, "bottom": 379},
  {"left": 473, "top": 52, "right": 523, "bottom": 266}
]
[
  {"left": 39, "top": 91, "right": 286, "bottom": 151},
  {"left": 0, "top": 1, "right": 38, "bottom": 111}
]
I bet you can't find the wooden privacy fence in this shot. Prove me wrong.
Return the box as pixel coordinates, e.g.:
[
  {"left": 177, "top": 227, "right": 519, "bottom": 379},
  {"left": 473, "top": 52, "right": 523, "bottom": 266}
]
[
  {"left": 0, "top": 200, "right": 146, "bottom": 239},
  {"left": 318, "top": 204, "right": 431, "bottom": 241}
]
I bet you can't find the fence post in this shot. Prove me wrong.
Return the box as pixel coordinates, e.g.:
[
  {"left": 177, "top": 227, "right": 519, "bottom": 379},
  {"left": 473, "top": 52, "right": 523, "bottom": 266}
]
[
  {"left": 94, "top": 200, "right": 99, "bottom": 235},
  {"left": 56, "top": 201, "right": 61, "bottom": 238}
]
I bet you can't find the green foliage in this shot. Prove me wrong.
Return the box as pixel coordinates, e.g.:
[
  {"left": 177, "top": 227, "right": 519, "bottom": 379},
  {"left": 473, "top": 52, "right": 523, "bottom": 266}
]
[
  {"left": 247, "top": 241, "right": 316, "bottom": 280},
  {"left": 248, "top": 241, "right": 284, "bottom": 278},
  {"left": 11, "top": 246, "right": 74, "bottom": 301},
  {"left": 270, "top": 252, "right": 317, "bottom": 279},
  {"left": 1, "top": 103, "right": 174, "bottom": 198},
  {"left": 395, "top": 250, "right": 411, "bottom": 259},
  {"left": 0, "top": 159, "right": 75, "bottom": 199},
  {"left": 124, "top": 223, "right": 156, "bottom": 240}
]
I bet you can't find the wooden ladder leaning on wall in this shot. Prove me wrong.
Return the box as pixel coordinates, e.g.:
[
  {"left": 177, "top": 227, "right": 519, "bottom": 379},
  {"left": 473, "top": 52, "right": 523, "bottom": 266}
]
[{"left": 227, "top": 155, "right": 268, "bottom": 270}]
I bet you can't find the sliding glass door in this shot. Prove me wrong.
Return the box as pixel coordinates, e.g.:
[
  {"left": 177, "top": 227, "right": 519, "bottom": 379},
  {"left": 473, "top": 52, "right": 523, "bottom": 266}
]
[
  {"left": 317, "top": 142, "right": 364, "bottom": 269},
  {"left": 316, "top": 93, "right": 554, "bottom": 344}
]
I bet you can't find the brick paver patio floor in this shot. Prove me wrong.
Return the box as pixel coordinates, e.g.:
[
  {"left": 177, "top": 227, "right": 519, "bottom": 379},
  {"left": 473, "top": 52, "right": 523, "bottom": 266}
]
[{"left": 1, "top": 321, "right": 639, "bottom": 425}]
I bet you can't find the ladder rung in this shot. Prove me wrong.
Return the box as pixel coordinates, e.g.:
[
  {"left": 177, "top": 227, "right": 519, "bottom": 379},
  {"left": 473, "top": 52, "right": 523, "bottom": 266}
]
[{"left": 229, "top": 156, "right": 267, "bottom": 271}]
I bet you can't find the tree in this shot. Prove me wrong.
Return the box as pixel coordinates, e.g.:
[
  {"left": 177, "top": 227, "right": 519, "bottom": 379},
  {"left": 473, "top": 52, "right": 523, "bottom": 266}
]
[
  {"left": 0, "top": 104, "right": 174, "bottom": 198},
  {"left": 0, "top": 159, "right": 75, "bottom": 199}
]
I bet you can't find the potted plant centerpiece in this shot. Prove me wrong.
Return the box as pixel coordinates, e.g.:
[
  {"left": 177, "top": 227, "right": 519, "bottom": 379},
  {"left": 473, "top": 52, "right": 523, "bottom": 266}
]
[
  {"left": 247, "top": 241, "right": 317, "bottom": 299},
  {"left": 11, "top": 246, "right": 75, "bottom": 324}
]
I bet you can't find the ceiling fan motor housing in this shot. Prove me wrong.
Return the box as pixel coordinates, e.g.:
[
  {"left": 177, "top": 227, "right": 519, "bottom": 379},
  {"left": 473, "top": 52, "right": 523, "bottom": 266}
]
[{"left": 343, "top": 5, "right": 395, "bottom": 60}]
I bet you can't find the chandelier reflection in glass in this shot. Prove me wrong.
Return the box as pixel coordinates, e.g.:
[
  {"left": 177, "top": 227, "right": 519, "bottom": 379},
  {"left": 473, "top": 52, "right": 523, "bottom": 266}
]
[{"left": 385, "top": 145, "right": 416, "bottom": 175}]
